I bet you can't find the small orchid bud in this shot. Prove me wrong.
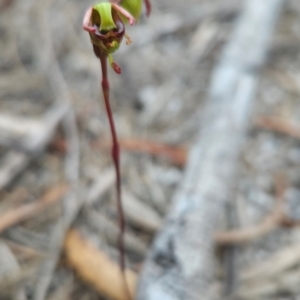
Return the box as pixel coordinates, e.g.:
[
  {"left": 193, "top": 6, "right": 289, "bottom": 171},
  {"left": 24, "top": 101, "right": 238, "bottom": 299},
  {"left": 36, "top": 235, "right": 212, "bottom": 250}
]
[{"left": 108, "top": 53, "right": 122, "bottom": 74}]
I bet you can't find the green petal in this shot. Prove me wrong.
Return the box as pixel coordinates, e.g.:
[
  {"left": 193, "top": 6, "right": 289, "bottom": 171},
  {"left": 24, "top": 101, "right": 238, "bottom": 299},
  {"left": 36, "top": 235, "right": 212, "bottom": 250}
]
[{"left": 120, "top": 0, "right": 142, "bottom": 20}]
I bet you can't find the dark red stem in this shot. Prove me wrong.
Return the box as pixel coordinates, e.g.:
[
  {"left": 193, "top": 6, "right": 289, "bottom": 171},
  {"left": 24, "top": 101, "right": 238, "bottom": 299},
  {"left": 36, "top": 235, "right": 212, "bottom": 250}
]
[{"left": 99, "top": 55, "right": 126, "bottom": 272}]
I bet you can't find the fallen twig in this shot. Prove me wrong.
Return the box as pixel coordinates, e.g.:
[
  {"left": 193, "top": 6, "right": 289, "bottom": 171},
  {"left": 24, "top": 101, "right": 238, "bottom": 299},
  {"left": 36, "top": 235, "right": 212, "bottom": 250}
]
[
  {"left": 0, "top": 151, "right": 29, "bottom": 190},
  {"left": 255, "top": 116, "right": 300, "bottom": 139},
  {"left": 0, "top": 184, "right": 68, "bottom": 233},
  {"left": 93, "top": 138, "right": 188, "bottom": 167},
  {"left": 5, "top": 240, "right": 41, "bottom": 262},
  {"left": 215, "top": 175, "right": 286, "bottom": 246},
  {"left": 137, "top": 1, "right": 284, "bottom": 299},
  {"left": 85, "top": 168, "right": 115, "bottom": 206},
  {"left": 122, "top": 190, "right": 162, "bottom": 233},
  {"left": 85, "top": 209, "right": 148, "bottom": 257},
  {"left": 0, "top": 0, "right": 14, "bottom": 11},
  {"left": 23, "top": 0, "right": 81, "bottom": 298},
  {"left": 0, "top": 104, "right": 69, "bottom": 191},
  {"left": 0, "top": 104, "right": 69, "bottom": 153},
  {"left": 235, "top": 242, "right": 300, "bottom": 299}
]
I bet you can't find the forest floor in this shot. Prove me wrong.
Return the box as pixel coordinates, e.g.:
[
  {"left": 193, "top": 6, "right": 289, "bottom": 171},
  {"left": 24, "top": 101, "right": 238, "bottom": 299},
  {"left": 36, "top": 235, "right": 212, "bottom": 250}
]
[{"left": 1, "top": 0, "right": 300, "bottom": 299}]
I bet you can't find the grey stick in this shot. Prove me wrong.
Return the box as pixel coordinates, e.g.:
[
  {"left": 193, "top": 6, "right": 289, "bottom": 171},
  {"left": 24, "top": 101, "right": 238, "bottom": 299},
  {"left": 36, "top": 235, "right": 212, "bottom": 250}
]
[{"left": 136, "top": 0, "right": 284, "bottom": 299}]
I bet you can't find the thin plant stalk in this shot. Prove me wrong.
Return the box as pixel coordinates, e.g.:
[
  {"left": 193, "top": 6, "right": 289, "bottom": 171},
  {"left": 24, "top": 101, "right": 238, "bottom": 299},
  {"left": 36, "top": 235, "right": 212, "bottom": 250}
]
[{"left": 99, "top": 55, "right": 130, "bottom": 299}]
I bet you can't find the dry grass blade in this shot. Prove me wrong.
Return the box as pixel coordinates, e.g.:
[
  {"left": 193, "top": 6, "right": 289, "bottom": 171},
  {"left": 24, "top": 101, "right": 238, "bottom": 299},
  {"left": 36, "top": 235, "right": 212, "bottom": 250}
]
[{"left": 64, "top": 230, "right": 137, "bottom": 300}]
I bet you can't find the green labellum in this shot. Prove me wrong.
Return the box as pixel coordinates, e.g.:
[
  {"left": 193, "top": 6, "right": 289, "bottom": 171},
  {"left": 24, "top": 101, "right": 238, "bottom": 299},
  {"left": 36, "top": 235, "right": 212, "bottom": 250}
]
[{"left": 93, "top": 2, "right": 117, "bottom": 31}]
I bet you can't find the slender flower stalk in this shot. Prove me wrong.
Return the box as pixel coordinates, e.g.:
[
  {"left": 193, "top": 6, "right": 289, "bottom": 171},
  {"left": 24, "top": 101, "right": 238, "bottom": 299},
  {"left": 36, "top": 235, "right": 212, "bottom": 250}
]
[
  {"left": 83, "top": 1, "right": 151, "bottom": 298},
  {"left": 99, "top": 54, "right": 125, "bottom": 271}
]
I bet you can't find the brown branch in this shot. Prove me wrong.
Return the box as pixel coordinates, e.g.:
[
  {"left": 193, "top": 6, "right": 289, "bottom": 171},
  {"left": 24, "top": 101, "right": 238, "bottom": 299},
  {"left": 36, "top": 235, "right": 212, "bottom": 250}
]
[
  {"left": 0, "top": 0, "right": 14, "bottom": 11},
  {"left": 92, "top": 138, "right": 188, "bottom": 167},
  {"left": 255, "top": 116, "right": 300, "bottom": 139},
  {"left": 64, "top": 229, "right": 137, "bottom": 300},
  {"left": 52, "top": 137, "right": 188, "bottom": 166},
  {"left": 0, "top": 184, "right": 68, "bottom": 233},
  {"left": 216, "top": 175, "right": 289, "bottom": 246}
]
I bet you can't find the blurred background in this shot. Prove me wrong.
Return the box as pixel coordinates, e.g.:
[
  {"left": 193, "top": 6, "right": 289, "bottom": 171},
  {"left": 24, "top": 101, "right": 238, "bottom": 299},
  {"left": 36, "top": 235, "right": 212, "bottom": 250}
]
[{"left": 1, "top": 0, "right": 300, "bottom": 299}]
